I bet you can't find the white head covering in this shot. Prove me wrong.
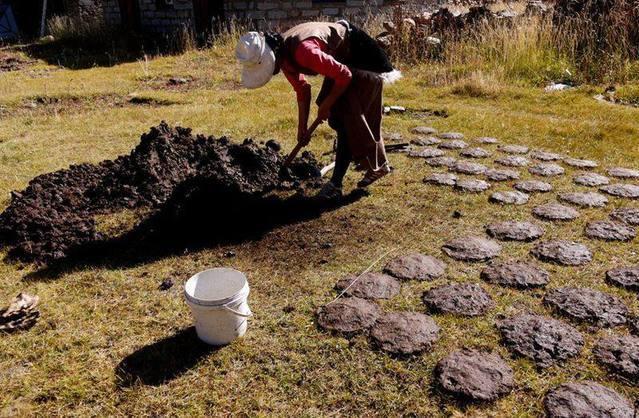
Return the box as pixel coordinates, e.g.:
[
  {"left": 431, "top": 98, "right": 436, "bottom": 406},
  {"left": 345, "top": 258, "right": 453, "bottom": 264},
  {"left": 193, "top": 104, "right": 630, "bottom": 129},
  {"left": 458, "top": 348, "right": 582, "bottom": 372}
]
[{"left": 236, "top": 32, "right": 276, "bottom": 89}]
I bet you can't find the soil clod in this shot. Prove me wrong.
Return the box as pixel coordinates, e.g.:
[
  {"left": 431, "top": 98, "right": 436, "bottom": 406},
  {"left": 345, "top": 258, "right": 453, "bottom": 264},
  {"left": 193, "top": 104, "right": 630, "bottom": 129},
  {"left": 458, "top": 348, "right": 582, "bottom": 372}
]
[
  {"left": 425, "top": 156, "right": 458, "bottom": 167},
  {"left": 383, "top": 253, "right": 447, "bottom": 281},
  {"left": 334, "top": 273, "right": 401, "bottom": 300},
  {"left": 486, "top": 221, "right": 544, "bottom": 242},
  {"left": 498, "top": 144, "right": 529, "bottom": 154},
  {"left": 423, "top": 283, "right": 494, "bottom": 316},
  {"left": 563, "top": 158, "right": 598, "bottom": 169},
  {"left": 529, "top": 162, "right": 565, "bottom": 177},
  {"left": 608, "top": 167, "right": 639, "bottom": 179},
  {"left": 476, "top": 137, "right": 499, "bottom": 144},
  {"left": 435, "top": 349, "right": 514, "bottom": 401},
  {"left": 454, "top": 179, "right": 491, "bottom": 193},
  {"left": 531, "top": 150, "right": 563, "bottom": 161},
  {"left": 408, "top": 148, "right": 445, "bottom": 159},
  {"left": 514, "top": 180, "right": 553, "bottom": 193},
  {"left": 411, "top": 126, "right": 438, "bottom": 135},
  {"left": 600, "top": 184, "right": 639, "bottom": 199},
  {"left": 371, "top": 312, "right": 440, "bottom": 355},
  {"left": 585, "top": 220, "right": 636, "bottom": 241},
  {"left": 495, "top": 155, "right": 530, "bottom": 167},
  {"left": 593, "top": 334, "right": 639, "bottom": 381},
  {"left": 606, "top": 266, "right": 639, "bottom": 290},
  {"left": 316, "top": 297, "right": 381, "bottom": 334},
  {"left": 545, "top": 381, "right": 633, "bottom": 418},
  {"left": 424, "top": 173, "right": 457, "bottom": 186},
  {"left": 481, "top": 261, "right": 549, "bottom": 288},
  {"left": 497, "top": 314, "right": 583, "bottom": 367},
  {"left": 442, "top": 236, "right": 501, "bottom": 261},
  {"left": 573, "top": 173, "right": 610, "bottom": 187},
  {"left": 610, "top": 207, "right": 639, "bottom": 225},
  {"left": 438, "top": 132, "right": 465, "bottom": 140},
  {"left": 558, "top": 192, "right": 608, "bottom": 208},
  {"left": 460, "top": 147, "right": 491, "bottom": 159},
  {"left": 411, "top": 136, "right": 440, "bottom": 146},
  {"left": 489, "top": 190, "right": 529, "bottom": 205},
  {"left": 438, "top": 140, "right": 468, "bottom": 150},
  {"left": 533, "top": 203, "right": 580, "bottom": 221},
  {"left": 449, "top": 160, "right": 488, "bottom": 175},
  {"left": 485, "top": 169, "right": 520, "bottom": 182},
  {"left": 531, "top": 240, "right": 592, "bottom": 265},
  {"left": 0, "top": 293, "right": 40, "bottom": 333},
  {"left": 544, "top": 287, "right": 627, "bottom": 327}
]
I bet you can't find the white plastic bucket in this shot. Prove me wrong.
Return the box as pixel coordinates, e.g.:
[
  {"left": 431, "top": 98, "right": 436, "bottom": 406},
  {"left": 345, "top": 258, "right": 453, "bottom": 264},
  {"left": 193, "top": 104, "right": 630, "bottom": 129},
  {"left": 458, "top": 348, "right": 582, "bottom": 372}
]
[{"left": 184, "top": 268, "right": 252, "bottom": 345}]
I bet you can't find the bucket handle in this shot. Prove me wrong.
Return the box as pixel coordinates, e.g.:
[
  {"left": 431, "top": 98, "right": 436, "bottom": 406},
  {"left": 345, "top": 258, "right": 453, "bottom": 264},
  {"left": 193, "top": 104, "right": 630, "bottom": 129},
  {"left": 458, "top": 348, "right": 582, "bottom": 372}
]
[{"left": 222, "top": 304, "right": 253, "bottom": 318}]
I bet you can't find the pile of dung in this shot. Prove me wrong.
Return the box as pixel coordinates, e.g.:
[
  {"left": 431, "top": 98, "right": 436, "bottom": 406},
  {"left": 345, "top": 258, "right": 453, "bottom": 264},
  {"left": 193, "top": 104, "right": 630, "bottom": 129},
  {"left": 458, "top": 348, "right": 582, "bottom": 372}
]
[{"left": 0, "top": 122, "right": 320, "bottom": 263}]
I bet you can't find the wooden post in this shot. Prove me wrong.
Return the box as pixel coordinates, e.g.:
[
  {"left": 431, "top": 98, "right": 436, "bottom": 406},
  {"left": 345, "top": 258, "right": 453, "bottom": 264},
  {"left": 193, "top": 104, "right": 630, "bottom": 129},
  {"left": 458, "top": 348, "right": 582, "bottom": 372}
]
[{"left": 40, "top": 0, "right": 48, "bottom": 37}]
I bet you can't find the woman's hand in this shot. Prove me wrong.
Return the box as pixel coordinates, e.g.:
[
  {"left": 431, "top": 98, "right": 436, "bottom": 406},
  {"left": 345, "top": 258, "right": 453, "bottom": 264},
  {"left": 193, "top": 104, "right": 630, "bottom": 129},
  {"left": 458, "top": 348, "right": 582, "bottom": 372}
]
[{"left": 317, "top": 102, "right": 331, "bottom": 122}]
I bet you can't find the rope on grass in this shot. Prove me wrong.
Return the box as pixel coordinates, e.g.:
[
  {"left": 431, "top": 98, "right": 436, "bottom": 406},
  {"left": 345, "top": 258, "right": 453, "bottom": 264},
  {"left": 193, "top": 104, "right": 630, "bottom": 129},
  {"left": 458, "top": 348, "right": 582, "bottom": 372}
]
[{"left": 326, "top": 246, "right": 398, "bottom": 305}]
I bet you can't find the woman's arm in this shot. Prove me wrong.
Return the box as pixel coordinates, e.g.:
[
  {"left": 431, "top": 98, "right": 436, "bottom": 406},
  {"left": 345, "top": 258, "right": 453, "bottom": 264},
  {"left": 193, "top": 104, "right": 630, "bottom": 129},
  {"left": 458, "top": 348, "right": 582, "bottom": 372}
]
[{"left": 282, "top": 63, "right": 312, "bottom": 144}]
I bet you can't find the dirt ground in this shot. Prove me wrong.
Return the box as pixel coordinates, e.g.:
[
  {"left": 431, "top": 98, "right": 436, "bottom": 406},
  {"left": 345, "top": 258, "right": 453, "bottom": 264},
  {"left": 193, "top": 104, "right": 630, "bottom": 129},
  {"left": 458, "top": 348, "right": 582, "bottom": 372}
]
[{"left": 1, "top": 45, "right": 639, "bottom": 416}]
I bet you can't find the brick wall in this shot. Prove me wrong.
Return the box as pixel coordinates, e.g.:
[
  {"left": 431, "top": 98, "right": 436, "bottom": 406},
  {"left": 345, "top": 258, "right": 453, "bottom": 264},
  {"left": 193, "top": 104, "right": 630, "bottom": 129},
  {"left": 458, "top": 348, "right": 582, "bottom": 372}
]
[{"left": 225, "top": 0, "right": 386, "bottom": 30}]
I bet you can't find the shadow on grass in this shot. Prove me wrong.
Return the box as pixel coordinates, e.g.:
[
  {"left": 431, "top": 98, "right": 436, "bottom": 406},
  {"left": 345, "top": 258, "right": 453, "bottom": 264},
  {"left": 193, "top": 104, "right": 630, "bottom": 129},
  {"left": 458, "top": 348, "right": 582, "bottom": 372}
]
[
  {"left": 23, "top": 189, "right": 367, "bottom": 282},
  {"left": 115, "top": 327, "right": 219, "bottom": 387}
]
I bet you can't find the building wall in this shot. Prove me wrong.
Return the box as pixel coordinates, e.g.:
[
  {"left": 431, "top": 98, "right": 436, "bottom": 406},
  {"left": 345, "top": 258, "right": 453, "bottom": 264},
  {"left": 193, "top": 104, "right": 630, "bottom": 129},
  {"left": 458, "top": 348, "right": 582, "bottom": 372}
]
[{"left": 224, "top": 0, "right": 386, "bottom": 29}]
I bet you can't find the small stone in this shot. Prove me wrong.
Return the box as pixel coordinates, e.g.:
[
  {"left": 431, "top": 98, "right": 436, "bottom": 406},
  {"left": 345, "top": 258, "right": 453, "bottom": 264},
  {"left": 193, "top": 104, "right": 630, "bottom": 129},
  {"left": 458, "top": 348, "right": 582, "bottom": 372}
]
[
  {"left": 460, "top": 147, "right": 492, "bottom": 158},
  {"left": 544, "top": 381, "right": 634, "bottom": 418},
  {"left": 435, "top": 349, "right": 514, "bottom": 401},
  {"left": 481, "top": 261, "right": 549, "bottom": 288},
  {"left": 610, "top": 207, "right": 639, "bottom": 225},
  {"left": 585, "top": 220, "right": 636, "bottom": 241},
  {"left": 558, "top": 192, "right": 608, "bottom": 208},
  {"left": 411, "top": 126, "right": 438, "bottom": 135},
  {"left": 476, "top": 137, "right": 498, "bottom": 144},
  {"left": 499, "top": 144, "right": 529, "bottom": 154},
  {"left": 497, "top": 314, "right": 583, "bottom": 367},
  {"left": 439, "top": 132, "right": 464, "bottom": 140},
  {"left": 438, "top": 140, "right": 468, "bottom": 150},
  {"left": 594, "top": 334, "right": 639, "bottom": 381},
  {"left": 334, "top": 272, "right": 400, "bottom": 299},
  {"left": 531, "top": 150, "right": 563, "bottom": 161},
  {"left": 495, "top": 155, "right": 530, "bottom": 167},
  {"left": 533, "top": 203, "right": 580, "bottom": 221},
  {"left": 486, "top": 221, "right": 543, "bottom": 241},
  {"left": 608, "top": 167, "right": 639, "bottom": 179},
  {"left": 449, "top": 160, "right": 488, "bottom": 175},
  {"left": 564, "top": 158, "right": 598, "bottom": 169},
  {"left": 514, "top": 180, "right": 553, "bottom": 193},
  {"left": 383, "top": 253, "right": 447, "bottom": 281},
  {"left": 425, "top": 156, "right": 457, "bottom": 167},
  {"left": 411, "top": 136, "right": 440, "bottom": 146},
  {"left": 544, "top": 287, "right": 627, "bottom": 327},
  {"left": 442, "top": 236, "right": 501, "bottom": 262},
  {"left": 600, "top": 184, "right": 639, "bottom": 199},
  {"left": 531, "top": 240, "right": 592, "bottom": 265},
  {"left": 454, "top": 179, "right": 491, "bottom": 193},
  {"left": 316, "top": 297, "right": 381, "bottom": 334},
  {"left": 370, "top": 312, "right": 440, "bottom": 355},
  {"left": 489, "top": 191, "right": 529, "bottom": 205},
  {"left": 424, "top": 172, "right": 457, "bottom": 186},
  {"left": 158, "top": 278, "right": 174, "bottom": 291},
  {"left": 408, "top": 148, "right": 445, "bottom": 158},
  {"left": 423, "top": 283, "right": 494, "bottom": 316},
  {"left": 529, "top": 163, "right": 565, "bottom": 177},
  {"left": 573, "top": 173, "right": 610, "bottom": 187},
  {"left": 485, "top": 168, "right": 520, "bottom": 182}
]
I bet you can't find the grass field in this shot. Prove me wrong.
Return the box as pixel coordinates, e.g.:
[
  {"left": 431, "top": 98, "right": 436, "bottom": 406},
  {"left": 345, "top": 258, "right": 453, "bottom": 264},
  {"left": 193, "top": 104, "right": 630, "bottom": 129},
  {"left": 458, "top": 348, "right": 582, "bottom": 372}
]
[{"left": 1, "top": 44, "right": 639, "bottom": 417}]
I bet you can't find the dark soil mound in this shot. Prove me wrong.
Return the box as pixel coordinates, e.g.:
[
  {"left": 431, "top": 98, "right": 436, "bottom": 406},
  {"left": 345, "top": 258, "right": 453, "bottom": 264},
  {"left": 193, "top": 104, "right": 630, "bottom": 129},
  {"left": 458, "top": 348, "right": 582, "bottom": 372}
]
[
  {"left": 0, "top": 123, "right": 320, "bottom": 263},
  {"left": 544, "top": 287, "right": 628, "bottom": 327},
  {"left": 316, "top": 297, "right": 381, "bottom": 335},
  {"left": 544, "top": 381, "right": 634, "bottom": 418},
  {"left": 435, "top": 349, "right": 514, "bottom": 402},
  {"left": 370, "top": 312, "right": 440, "bottom": 355},
  {"left": 497, "top": 313, "right": 583, "bottom": 368},
  {"left": 423, "top": 283, "right": 494, "bottom": 316},
  {"left": 594, "top": 334, "right": 639, "bottom": 381},
  {"left": 334, "top": 273, "right": 401, "bottom": 300}
]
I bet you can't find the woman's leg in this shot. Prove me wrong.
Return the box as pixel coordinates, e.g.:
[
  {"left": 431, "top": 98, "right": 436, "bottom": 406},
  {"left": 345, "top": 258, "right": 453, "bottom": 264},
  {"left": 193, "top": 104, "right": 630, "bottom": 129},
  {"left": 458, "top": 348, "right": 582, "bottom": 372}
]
[{"left": 330, "top": 127, "right": 352, "bottom": 188}]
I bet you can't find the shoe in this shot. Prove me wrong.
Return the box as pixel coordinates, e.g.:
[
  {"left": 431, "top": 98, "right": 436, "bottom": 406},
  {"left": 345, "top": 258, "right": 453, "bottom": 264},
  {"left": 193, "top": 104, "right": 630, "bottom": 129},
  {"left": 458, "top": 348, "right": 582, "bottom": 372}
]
[
  {"left": 357, "top": 163, "right": 391, "bottom": 188},
  {"left": 316, "top": 181, "right": 343, "bottom": 200}
]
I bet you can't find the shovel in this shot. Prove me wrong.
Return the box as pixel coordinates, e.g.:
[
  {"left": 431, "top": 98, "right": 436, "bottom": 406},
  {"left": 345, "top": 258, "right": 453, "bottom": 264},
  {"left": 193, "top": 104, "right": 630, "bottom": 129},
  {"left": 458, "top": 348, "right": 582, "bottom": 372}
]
[{"left": 283, "top": 118, "right": 323, "bottom": 166}]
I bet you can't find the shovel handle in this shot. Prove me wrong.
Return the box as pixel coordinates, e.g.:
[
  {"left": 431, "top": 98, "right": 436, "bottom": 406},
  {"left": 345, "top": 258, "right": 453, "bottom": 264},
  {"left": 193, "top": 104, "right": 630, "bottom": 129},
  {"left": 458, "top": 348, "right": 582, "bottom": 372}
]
[{"left": 284, "top": 118, "right": 323, "bottom": 166}]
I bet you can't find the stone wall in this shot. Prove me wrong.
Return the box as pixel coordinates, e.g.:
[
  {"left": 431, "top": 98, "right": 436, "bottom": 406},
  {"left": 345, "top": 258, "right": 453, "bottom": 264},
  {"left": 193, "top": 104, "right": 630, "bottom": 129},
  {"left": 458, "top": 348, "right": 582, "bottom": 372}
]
[{"left": 224, "top": 0, "right": 386, "bottom": 29}]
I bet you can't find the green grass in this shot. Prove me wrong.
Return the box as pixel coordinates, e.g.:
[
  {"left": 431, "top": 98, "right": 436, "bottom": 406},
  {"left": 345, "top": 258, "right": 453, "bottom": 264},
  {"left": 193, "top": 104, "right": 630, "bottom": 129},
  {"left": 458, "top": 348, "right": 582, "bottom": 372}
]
[{"left": 1, "top": 46, "right": 639, "bottom": 416}]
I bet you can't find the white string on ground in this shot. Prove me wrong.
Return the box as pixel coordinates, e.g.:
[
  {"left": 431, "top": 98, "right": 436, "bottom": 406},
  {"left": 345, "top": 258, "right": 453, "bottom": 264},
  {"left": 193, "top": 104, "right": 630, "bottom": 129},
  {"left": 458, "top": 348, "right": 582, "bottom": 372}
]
[{"left": 326, "top": 246, "right": 398, "bottom": 305}]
